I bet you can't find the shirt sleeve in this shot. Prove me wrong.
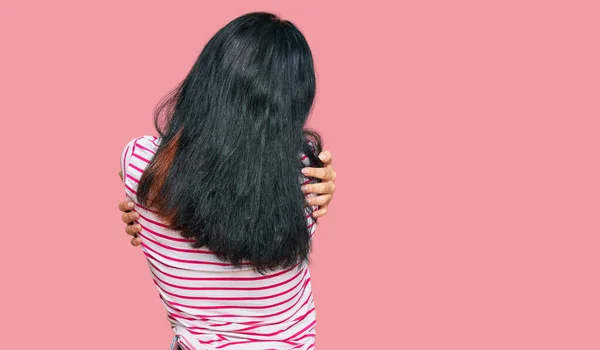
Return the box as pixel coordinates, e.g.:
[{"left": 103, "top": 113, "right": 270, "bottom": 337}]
[
  {"left": 300, "top": 153, "right": 319, "bottom": 237},
  {"left": 120, "top": 138, "right": 137, "bottom": 184},
  {"left": 121, "top": 137, "right": 145, "bottom": 201}
]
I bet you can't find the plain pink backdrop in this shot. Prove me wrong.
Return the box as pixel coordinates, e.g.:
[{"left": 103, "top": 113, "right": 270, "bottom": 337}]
[{"left": 1, "top": 0, "right": 599, "bottom": 349}]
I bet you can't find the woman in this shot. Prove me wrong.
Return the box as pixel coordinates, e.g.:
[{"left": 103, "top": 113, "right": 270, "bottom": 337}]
[{"left": 120, "top": 12, "right": 335, "bottom": 349}]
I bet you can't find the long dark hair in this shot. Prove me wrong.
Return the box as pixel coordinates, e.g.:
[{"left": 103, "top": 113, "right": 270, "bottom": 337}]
[{"left": 137, "top": 12, "right": 323, "bottom": 273}]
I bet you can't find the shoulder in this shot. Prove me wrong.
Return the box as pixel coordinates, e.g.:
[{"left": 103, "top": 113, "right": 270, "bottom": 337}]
[
  {"left": 121, "top": 136, "right": 160, "bottom": 199},
  {"left": 121, "top": 135, "right": 160, "bottom": 174},
  {"left": 122, "top": 135, "right": 160, "bottom": 159},
  {"left": 123, "top": 135, "right": 160, "bottom": 154}
]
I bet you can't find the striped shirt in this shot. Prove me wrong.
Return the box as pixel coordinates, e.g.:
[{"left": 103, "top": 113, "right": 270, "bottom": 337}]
[{"left": 121, "top": 136, "right": 319, "bottom": 350}]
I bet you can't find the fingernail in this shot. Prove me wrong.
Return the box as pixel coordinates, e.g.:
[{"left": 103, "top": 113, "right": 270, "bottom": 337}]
[
  {"left": 135, "top": 224, "right": 142, "bottom": 230},
  {"left": 301, "top": 185, "right": 308, "bottom": 192},
  {"left": 302, "top": 168, "right": 309, "bottom": 175},
  {"left": 319, "top": 153, "right": 326, "bottom": 160},
  {"left": 128, "top": 202, "right": 135, "bottom": 209}
]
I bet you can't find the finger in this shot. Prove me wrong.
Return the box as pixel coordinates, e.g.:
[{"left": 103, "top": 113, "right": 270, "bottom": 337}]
[
  {"left": 118, "top": 200, "right": 135, "bottom": 212},
  {"left": 125, "top": 224, "right": 142, "bottom": 236},
  {"left": 301, "top": 167, "right": 335, "bottom": 181},
  {"left": 118, "top": 170, "right": 123, "bottom": 181},
  {"left": 312, "top": 206, "right": 328, "bottom": 218},
  {"left": 318, "top": 150, "right": 333, "bottom": 164},
  {"left": 131, "top": 237, "right": 142, "bottom": 246},
  {"left": 121, "top": 211, "right": 140, "bottom": 224},
  {"left": 302, "top": 182, "right": 336, "bottom": 195},
  {"left": 306, "top": 194, "right": 332, "bottom": 207}
]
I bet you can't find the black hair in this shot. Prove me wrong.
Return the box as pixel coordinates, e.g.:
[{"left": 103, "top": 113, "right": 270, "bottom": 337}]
[{"left": 137, "top": 12, "right": 323, "bottom": 273}]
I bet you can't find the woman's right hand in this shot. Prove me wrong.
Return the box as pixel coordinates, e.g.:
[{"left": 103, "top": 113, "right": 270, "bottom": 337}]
[{"left": 118, "top": 200, "right": 142, "bottom": 246}]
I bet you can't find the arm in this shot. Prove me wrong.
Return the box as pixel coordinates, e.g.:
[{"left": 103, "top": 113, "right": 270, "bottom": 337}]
[
  {"left": 118, "top": 138, "right": 144, "bottom": 246},
  {"left": 118, "top": 150, "right": 337, "bottom": 247}
]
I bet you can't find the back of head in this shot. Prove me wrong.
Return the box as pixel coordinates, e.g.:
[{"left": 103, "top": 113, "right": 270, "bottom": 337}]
[{"left": 137, "top": 12, "right": 323, "bottom": 273}]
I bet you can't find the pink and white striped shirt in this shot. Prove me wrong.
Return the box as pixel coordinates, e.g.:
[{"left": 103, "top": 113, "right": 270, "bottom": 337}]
[{"left": 121, "top": 136, "right": 319, "bottom": 350}]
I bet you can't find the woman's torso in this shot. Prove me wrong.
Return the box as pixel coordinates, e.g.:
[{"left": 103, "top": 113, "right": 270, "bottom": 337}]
[{"left": 122, "top": 136, "right": 318, "bottom": 350}]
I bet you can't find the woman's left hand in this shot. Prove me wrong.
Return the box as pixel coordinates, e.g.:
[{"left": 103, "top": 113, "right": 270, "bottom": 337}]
[{"left": 301, "top": 150, "right": 337, "bottom": 218}]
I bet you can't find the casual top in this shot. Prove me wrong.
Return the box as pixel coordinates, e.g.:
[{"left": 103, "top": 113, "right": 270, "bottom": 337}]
[{"left": 121, "top": 136, "right": 319, "bottom": 350}]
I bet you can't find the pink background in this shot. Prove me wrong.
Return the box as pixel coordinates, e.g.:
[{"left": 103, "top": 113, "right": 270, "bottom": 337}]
[{"left": 2, "top": 0, "right": 599, "bottom": 349}]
